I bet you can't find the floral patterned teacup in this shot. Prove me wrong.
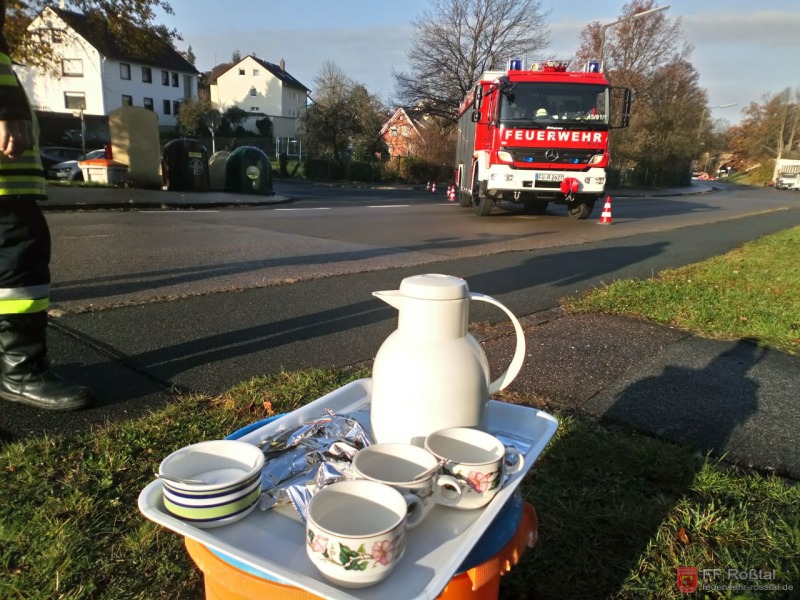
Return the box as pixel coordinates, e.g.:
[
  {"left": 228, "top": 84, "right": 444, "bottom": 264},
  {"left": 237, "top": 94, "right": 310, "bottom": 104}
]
[
  {"left": 424, "top": 427, "right": 524, "bottom": 510},
  {"left": 306, "top": 479, "right": 408, "bottom": 588},
  {"left": 351, "top": 443, "right": 462, "bottom": 527}
]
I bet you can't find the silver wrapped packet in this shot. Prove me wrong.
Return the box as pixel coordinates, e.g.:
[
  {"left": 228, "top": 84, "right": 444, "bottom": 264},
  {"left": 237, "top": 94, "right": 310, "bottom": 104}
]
[{"left": 254, "top": 411, "right": 372, "bottom": 520}]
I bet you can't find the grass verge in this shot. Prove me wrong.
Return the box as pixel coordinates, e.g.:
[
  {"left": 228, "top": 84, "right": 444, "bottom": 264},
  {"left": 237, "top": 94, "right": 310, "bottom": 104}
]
[
  {"left": 563, "top": 226, "right": 800, "bottom": 355},
  {"left": 1, "top": 365, "right": 797, "bottom": 599}
]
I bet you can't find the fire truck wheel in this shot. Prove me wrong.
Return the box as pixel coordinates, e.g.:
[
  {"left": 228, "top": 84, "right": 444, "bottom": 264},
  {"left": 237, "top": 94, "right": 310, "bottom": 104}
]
[
  {"left": 459, "top": 190, "right": 472, "bottom": 207},
  {"left": 567, "top": 198, "right": 596, "bottom": 219},
  {"left": 523, "top": 199, "right": 549, "bottom": 214},
  {"left": 472, "top": 180, "right": 493, "bottom": 216}
]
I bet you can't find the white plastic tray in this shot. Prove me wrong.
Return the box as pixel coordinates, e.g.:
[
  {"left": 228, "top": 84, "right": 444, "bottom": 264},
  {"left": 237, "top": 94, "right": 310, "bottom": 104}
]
[{"left": 138, "top": 378, "right": 558, "bottom": 600}]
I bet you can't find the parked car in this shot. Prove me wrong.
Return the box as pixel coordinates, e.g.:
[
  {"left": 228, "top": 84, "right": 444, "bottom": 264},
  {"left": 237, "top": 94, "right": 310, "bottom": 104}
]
[
  {"left": 61, "top": 129, "right": 106, "bottom": 145},
  {"left": 40, "top": 146, "right": 85, "bottom": 175},
  {"left": 47, "top": 148, "right": 106, "bottom": 181}
]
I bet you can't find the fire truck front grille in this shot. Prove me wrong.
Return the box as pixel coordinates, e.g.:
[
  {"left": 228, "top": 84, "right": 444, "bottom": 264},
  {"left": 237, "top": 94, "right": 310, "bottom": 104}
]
[{"left": 510, "top": 148, "right": 599, "bottom": 165}]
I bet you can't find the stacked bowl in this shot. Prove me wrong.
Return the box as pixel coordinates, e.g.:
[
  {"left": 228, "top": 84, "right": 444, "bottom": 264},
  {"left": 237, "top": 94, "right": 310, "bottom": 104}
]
[{"left": 158, "top": 440, "right": 265, "bottom": 529}]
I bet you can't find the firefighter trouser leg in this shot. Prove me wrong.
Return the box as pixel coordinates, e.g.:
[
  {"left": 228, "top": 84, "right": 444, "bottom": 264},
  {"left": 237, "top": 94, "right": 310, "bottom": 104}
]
[{"left": 0, "top": 199, "right": 92, "bottom": 410}]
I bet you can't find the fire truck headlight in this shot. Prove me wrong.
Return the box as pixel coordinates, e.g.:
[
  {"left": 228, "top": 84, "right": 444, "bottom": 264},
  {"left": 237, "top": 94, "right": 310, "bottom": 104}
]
[
  {"left": 497, "top": 150, "right": 513, "bottom": 163},
  {"left": 588, "top": 153, "right": 606, "bottom": 165}
]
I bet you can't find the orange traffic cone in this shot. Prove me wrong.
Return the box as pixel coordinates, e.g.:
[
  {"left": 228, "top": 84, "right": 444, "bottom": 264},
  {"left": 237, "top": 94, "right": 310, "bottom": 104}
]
[
  {"left": 426, "top": 181, "right": 431, "bottom": 192},
  {"left": 597, "top": 196, "right": 612, "bottom": 224},
  {"left": 448, "top": 185, "right": 456, "bottom": 201},
  {"left": 431, "top": 181, "right": 437, "bottom": 193}
]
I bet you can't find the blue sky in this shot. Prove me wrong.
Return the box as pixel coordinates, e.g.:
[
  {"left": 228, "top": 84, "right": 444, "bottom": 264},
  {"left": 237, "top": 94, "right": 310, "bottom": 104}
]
[{"left": 159, "top": 1, "right": 800, "bottom": 125}]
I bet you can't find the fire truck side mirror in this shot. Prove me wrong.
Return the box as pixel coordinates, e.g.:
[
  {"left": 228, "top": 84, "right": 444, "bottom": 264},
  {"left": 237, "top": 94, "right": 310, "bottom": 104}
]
[{"left": 471, "top": 111, "right": 481, "bottom": 123}]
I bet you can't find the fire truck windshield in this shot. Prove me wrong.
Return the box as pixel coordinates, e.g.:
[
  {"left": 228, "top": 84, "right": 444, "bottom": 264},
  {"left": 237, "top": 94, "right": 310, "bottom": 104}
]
[{"left": 499, "top": 83, "right": 609, "bottom": 127}]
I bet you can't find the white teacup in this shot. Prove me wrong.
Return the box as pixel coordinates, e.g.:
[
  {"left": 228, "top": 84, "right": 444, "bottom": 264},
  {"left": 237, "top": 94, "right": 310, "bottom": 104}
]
[
  {"left": 351, "top": 443, "right": 462, "bottom": 527},
  {"left": 306, "top": 479, "right": 408, "bottom": 589},
  {"left": 424, "top": 427, "right": 524, "bottom": 510}
]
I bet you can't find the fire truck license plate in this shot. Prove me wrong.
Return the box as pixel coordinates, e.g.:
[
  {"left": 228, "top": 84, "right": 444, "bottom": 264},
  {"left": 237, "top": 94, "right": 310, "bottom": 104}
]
[{"left": 536, "top": 174, "right": 564, "bottom": 182}]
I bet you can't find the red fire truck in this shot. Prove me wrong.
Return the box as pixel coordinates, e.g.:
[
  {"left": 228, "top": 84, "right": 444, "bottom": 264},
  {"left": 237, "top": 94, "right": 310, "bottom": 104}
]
[{"left": 454, "top": 59, "right": 631, "bottom": 218}]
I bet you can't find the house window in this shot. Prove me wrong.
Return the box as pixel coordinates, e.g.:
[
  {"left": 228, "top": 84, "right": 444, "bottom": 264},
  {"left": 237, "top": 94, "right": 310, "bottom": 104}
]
[
  {"left": 64, "top": 92, "right": 86, "bottom": 110},
  {"left": 163, "top": 99, "right": 171, "bottom": 114},
  {"left": 253, "top": 69, "right": 259, "bottom": 76},
  {"left": 249, "top": 87, "right": 257, "bottom": 96},
  {"left": 62, "top": 58, "right": 83, "bottom": 77},
  {"left": 120, "top": 63, "right": 131, "bottom": 80},
  {"left": 172, "top": 72, "right": 179, "bottom": 87},
  {"left": 239, "top": 69, "right": 245, "bottom": 75},
  {"left": 162, "top": 70, "right": 169, "bottom": 86},
  {"left": 51, "top": 31, "right": 63, "bottom": 44},
  {"left": 173, "top": 100, "right": 181, "bottom": 115},
  {"left": 142, "top": 67, "right": 152, "bottom": 83},
  {"left": 121, "top": 94, "right": 133, "bottom": 106},
  {"left": 183, "top": 75, "right": 192, "bottom": 99},
  {"left": 250, "top": 106, "right": 259, "bottom": 111},
  {"left": 143, "top": 97, "right": 153, "bottom": 111}
]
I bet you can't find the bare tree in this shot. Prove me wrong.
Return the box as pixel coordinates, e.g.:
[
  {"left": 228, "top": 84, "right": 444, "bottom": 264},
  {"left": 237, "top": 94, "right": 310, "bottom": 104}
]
[
  {"left": 394, "top": 0, "right": 550, "bottom": 121},
  {"left": 303, "top": 61, "right": 386, "bottom": 173},
  {"left": 575, "top": 0, "right": 698, "bottom": 184}
]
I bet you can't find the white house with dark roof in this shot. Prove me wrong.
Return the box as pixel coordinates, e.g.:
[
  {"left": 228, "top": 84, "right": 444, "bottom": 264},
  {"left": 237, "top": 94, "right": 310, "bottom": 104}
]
[
  {"left": 209, "top": 55, "right": 309, "bottom": 139},
  {"left": 16, "top": 5, "right": 198, "bottom": 130}
]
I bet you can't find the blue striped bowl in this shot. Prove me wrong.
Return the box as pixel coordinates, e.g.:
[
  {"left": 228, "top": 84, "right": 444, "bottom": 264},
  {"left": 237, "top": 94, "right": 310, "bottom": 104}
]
[{"left": 158, "top": 439, "right": 265, "bottom": 528}]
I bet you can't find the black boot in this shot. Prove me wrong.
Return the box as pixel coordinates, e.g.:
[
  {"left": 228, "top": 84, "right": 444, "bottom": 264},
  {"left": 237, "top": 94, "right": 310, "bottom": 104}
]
[{"left": 0, "top": 312, "right": 93, "bottom": 411}]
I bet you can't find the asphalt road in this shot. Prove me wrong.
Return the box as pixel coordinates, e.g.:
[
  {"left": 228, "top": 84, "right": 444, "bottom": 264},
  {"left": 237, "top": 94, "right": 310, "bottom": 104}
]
[
  {"left": 46, "top": 181, "right": 799, "bottom": 314},
  {"left": 2, "top": 182, "right": 798, "bottom": 440}
]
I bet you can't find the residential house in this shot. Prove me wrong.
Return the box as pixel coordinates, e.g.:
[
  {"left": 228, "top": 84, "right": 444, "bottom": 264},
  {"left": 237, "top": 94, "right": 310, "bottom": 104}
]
[
  {"left": 379, "top": 108, "right": 427, "bottom": 159},
  {"left": 16, "top": 5, "right": 198, "bottom": 136},
  {"left": 209, "top": 55, "right": 309, "bottom": 142}
]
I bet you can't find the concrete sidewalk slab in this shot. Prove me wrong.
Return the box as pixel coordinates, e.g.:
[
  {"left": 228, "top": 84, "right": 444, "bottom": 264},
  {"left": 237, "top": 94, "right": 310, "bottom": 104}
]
[
  {"left": 583, "top": 333, "right": 800, "bottom": 480},
  {"left": 485, "top": 313, "right": 800, "bottom": 480}
]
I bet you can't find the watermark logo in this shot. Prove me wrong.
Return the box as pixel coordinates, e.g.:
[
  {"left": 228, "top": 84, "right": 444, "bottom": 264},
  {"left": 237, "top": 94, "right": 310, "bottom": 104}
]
[
  {"left": 677, "top": 566, "right": 794, "bottom": 593},
  {"left": 677, "top": 566, "right": 699, "bottom": 593}
]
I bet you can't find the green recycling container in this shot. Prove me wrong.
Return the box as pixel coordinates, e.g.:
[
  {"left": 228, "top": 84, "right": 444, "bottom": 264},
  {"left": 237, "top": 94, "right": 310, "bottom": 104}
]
[{"left": 225, "top": 146, "right": 273, "bottom": 195}]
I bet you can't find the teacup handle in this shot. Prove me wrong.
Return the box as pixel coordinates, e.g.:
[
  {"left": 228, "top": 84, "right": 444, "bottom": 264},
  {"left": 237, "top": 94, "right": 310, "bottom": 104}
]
[
  {"left": 470, "top": 293, "right": 526, "bottom": 395},
  {"left": 432, "top": 474, "right": 463, "bottom": 507},
  {"left": 403, "top": 492, "right": 428, "bottom": 529},
  {"left": 503, "top": 447, "right": 525, "bottom": 475}
]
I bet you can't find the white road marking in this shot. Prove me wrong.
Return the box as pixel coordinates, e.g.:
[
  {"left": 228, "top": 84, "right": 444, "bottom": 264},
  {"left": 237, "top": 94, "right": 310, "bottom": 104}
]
[
  {"left": 367, "top": 205, "right": 410, "bottom": 208},
  {"left": 275, "top": 207, "right": 332, "bottom": 211}
]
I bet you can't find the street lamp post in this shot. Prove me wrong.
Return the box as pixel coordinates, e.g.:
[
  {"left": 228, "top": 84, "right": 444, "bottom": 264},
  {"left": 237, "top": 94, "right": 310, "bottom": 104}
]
[
  {"left": 698, "top": 103, "right": 737, "bottom": 141},
  {"left": 598, "top": 5, "right": 670, "bottom": 68}
]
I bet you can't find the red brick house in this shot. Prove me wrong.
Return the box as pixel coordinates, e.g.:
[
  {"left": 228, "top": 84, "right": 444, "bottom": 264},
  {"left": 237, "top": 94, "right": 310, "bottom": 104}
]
[{"left": 379, "top": 108, "right": 426, "bottom": 158}]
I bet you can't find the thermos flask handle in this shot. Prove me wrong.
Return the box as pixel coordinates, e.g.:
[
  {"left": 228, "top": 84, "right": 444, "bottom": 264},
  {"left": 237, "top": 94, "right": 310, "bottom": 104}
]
[{"left": 469, "top": 293, "right": 526, "bottom": 395}]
